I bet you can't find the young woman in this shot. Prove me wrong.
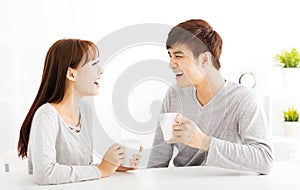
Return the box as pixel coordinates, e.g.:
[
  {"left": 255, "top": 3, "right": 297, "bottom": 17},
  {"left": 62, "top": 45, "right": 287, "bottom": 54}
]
[
  {"left": 148, "top": 19, "right": 273, "bottom": 174},
  {"left": 18, "top": 39, "right": 142, "bottom": 185}
]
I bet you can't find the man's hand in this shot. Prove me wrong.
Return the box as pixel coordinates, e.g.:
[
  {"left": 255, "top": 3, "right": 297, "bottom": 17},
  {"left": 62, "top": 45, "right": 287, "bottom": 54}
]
[{"left": 168, "top": 114, "right": 210, "bottom": 151}]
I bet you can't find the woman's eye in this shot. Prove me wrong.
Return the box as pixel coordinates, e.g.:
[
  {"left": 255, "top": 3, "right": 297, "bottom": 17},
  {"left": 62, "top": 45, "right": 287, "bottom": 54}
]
[{"left": 91, "top": 60, "right": 100, "bottom": 66}]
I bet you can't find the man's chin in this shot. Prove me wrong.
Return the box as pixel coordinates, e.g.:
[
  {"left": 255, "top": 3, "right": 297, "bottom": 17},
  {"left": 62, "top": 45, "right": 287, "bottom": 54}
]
[{"left": 176, "top": 82, "right": 193, "bottom": 88}]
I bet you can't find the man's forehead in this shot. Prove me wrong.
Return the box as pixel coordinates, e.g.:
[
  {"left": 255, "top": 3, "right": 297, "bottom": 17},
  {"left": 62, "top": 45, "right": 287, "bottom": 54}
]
[{"left": 168, "top": 45, "right": 191, "bottom": 55}]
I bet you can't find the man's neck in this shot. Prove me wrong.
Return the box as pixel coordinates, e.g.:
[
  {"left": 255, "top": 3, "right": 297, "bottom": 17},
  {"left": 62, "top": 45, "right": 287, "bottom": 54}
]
[{"left": 195, "top": 70, "right": 225, "bottom": 106}]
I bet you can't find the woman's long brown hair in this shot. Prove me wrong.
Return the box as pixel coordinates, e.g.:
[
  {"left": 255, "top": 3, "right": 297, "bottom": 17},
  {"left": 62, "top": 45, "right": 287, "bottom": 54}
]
[{"left": 18, "top": 39, "right": 98, "bottom": 158}]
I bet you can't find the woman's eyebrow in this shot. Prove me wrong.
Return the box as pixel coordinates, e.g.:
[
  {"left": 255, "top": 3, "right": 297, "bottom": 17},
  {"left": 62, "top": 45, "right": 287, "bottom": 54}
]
[{"left": 91, "top": 60, "right": 100, "bottom": 65}]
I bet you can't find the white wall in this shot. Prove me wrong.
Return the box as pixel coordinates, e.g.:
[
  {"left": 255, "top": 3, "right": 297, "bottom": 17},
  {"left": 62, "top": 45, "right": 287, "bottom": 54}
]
[{"left": 1, "top": 0, "right": 300, "bottom": 161}]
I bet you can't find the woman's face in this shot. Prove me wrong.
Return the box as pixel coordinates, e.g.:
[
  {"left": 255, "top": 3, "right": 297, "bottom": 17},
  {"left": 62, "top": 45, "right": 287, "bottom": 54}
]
[
  {"left": 73, "top": 52, "right": 103, "bottom": 96},
  {"left": 168, "top": 43, "right": 205, "bottom": 88}
]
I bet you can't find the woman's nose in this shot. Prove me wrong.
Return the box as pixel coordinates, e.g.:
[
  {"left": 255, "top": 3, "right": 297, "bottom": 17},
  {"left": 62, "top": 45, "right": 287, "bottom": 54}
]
[
  {"left": 97, "top": 66, "right": 103, "bottom": 75},
  {"left": 99, "top": 68, "right": 103, "bottom": 75}
]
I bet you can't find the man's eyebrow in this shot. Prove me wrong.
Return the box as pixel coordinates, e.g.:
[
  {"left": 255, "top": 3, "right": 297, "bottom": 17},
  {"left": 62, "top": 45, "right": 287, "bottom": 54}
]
[
  {"left": 173, "top": 50, "right": 184, "bottom": 54},
  {"left": 169, "top": 50, "right": 184, "bottom": 55}
]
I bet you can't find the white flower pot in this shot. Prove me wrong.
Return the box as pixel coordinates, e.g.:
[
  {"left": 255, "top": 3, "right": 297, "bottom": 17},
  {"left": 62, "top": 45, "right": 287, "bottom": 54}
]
[{"left": 283, "top": 122, "right": 300, "bottom": 138}]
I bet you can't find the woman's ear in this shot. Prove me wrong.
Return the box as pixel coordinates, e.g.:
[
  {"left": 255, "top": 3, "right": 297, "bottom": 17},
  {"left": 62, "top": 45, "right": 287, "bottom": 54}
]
[{"left": 66, "top": 67, "right": 77, "bottom": 81}]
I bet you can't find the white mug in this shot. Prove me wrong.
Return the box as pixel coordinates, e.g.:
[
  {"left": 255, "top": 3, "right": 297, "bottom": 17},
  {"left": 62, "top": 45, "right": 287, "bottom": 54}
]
[
  {"left": 120, "top": 139, "right": 141, "bottom": 167},
  {"left": 158, "top": 113, "right": 180, "bottom": 141}
]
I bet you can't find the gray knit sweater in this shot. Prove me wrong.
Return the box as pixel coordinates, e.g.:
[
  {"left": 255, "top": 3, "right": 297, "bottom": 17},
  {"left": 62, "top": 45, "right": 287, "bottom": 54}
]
[
  {"left": 27, "top": 99, "right": 101, "bottom": 185},
  {"left": 148, "top": 81, "right": 273, "bottom": 174}
]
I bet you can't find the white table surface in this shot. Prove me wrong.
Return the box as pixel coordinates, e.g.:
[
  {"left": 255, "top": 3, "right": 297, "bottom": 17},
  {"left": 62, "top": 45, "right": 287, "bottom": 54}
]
[{"left": 1, "top": 161, "right": 299, "bottom": 190}]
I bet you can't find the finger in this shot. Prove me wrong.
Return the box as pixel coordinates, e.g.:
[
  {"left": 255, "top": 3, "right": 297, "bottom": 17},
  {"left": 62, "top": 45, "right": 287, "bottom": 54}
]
[
  {"left": 116, "top": 153, "right": 125, "bottom": 160},
  {"left": 119, "top": 147, "right": 124, "bottom": 153},
  {"left": 115, "top": 154, "right": 125, "bottom": 162},
  {"left": 172, "top": 130, "right": 182, "bottom": 137},
  {"left": 133, "top": 154, "right": 142, "bottom": 160},
  {"left": 173, "top": 123, "right": 182, "bottom": 131},
  {"left": 113, "top": 149, "right": 124, "bottom": 158},
  {"left": 117, "top": 165, "right": 131, "bottom": 172},
  {"left": 175, "top": 113, "right": 182, "bottom": 123},
  {"left": 117, "top": 151, "right": 125, "bottom": 157},
  {"left": 118, "top": 157, "right": 125, "bottom": 164},
  {"left": 112, "top": 143, "right": 122, "bottom": 150},
  {"left": 130, "top": 160, "right": 140, "bottom": 168},
  {"left": 130, "top": 163, "right": 137, "bottom": 169},
  {"left": 130, "top": 159, "right": 140, "bottom": 165},
  {"left": 114, "top": 147, "right": 124, "bottom": 155},
  {"left": 139, "top": 146, "right": 144, "bottom": 152},
  {"left": 179, "top": 123, "right": 186, "bottom": 130},
  {"left": 123, "top": 166, "right": 135, "bottom": 171}
]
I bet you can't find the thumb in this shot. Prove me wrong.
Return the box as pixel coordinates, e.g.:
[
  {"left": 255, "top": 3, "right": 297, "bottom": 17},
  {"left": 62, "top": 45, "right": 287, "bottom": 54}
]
[
  {"left": 175, "top": 113, "right": 182, "bottom": 123},
  {"left": 139, "top": 146, "right": 144, "bottom": 153}
]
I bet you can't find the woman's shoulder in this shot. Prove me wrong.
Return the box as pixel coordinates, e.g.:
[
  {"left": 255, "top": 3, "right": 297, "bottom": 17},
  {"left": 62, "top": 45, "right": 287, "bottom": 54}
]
[
  {"left": 35, "top": 103, "right": 57, "bottom": 115},
  {"left": 33, "top": 103, "right": 59, "bottom": 122},
  {"left": 31, "top": 103, "right": 60, "bottom": 133}
]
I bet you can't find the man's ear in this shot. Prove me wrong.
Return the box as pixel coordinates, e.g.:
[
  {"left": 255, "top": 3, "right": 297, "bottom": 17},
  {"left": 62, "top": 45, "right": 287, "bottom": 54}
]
[
  {"left": 199, "top": 51, "right": 212, "bottom": 67},
  {"left": 66, "top": 67, "right": 77, "bottom": 81}
]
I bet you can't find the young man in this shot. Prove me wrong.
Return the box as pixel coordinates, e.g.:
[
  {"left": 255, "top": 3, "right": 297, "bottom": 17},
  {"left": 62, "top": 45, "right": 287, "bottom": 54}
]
[{"left": 148, "top": 19, "right": 273, "bottom": 174}]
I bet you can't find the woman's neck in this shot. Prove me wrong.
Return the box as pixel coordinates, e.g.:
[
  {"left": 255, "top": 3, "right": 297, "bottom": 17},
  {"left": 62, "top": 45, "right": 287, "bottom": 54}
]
[{"left": 51, "top": 87, "right": 82, "bottom": 126}]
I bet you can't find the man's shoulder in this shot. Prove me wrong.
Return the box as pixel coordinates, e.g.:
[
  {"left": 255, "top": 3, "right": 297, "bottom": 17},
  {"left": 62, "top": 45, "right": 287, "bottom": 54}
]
[
  {"left": 165, "top": 85, "right": 194, "bottom": 97},
  {"left": 226, "top": 81, "right": 255, "bottom": 97},
  {"left": 225, "top": 81, "right": 258, "bottom": 106}
]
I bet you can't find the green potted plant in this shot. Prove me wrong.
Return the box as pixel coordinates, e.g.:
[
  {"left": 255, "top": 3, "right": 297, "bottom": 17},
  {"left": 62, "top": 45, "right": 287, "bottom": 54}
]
[
  {"left": 275, "top": 48, "right": 300, "bottom": 68},
  {"left": 283, "top": 107, "right": 299, "bottom": 138},
  {"left": 274, "top": 48, "right": 300, "bottom": 93}
]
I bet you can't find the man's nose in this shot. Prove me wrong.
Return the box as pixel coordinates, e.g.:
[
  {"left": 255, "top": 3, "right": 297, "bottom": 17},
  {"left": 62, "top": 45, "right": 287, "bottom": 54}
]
[{"left": 169, "top": 57, "right": 178, "bottom": 68}]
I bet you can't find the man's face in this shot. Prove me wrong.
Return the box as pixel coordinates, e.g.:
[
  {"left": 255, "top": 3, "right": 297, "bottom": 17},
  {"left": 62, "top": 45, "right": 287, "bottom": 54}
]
[{"left": 168, "top": 44, "right": 205, "bottom": 88}]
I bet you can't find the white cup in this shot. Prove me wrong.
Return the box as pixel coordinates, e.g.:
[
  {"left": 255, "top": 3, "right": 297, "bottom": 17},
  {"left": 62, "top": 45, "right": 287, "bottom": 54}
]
[
  {"left": 120, "top": 139, "right": 141, "bottom": 167},
  {"left": 158, "top": 113, "right": 180, "bottom": 141}
]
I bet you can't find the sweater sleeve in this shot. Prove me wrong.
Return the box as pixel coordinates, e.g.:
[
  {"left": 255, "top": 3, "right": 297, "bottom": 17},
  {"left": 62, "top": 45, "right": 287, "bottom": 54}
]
[
  {"left": 30, "top": 111, "right": 101, "bottom": 185},
  {"left": 147, "top": 126, "right": 174, "bottom": 168},
  {"left": 147, "top": 90, "right": 174, "bottom": 168},
  {"left": 205, "top": 92, "right": 274, "bottom": 174}
]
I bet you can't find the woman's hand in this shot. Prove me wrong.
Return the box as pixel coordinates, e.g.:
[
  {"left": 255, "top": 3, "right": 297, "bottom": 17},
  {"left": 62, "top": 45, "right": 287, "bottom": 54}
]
[
  {"left": 117, "top": 146, "right": 143, "bottom": 172},
  {"left": 168, "top": 114, "right": 211, "bottom": 151},
  {"left": 97, "top": 143, "right": 124, "bottom": 178}
]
